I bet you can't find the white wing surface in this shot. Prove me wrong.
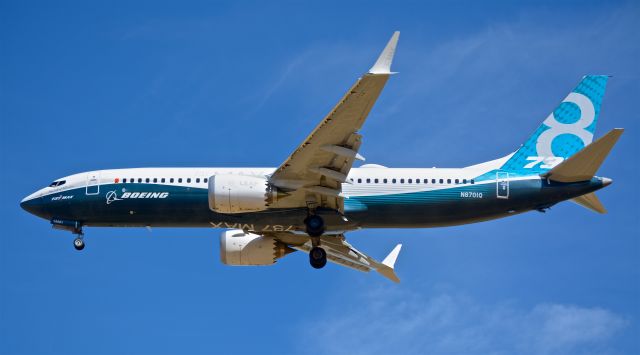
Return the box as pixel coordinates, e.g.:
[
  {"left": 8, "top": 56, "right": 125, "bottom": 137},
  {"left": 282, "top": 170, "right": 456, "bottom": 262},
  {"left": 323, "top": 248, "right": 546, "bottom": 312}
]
[{"left": 269, "top": 32, "right": 399, "bottom": 212}]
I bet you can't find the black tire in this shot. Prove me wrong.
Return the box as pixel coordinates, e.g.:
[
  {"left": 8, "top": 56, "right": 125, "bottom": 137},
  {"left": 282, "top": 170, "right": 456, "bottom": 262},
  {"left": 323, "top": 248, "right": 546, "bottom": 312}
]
[
  {"left": 304, "top": 215, "right": 325, "bottom": 237},
  {"left": 309, "top": 247, "right": 327, "bottom": 269},
  {"left": 73, "top": 238, "right": 85, "bottom": 251}
]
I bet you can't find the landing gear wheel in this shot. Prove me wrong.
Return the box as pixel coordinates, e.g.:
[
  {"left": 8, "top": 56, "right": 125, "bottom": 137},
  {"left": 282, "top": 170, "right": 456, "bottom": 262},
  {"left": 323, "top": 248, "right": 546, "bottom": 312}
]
[
  {"left": 73, "top": 238, "right": 85, "bottom": 251},
  {"left": 304, "top": 215, "right": 325, "bottom": 237},
  {"left": 309, "top": 247, "right": 327, "bottom": 269}
]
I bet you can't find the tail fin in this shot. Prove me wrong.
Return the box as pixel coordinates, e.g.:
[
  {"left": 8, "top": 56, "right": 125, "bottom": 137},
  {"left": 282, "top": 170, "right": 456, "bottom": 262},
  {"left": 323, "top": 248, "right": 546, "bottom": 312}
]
[
  {"left": 500, "top": 75, "right": 609, "bottom": 174},
  {"left": 544, "top": 128, "right": 623, "bottom": 182}
]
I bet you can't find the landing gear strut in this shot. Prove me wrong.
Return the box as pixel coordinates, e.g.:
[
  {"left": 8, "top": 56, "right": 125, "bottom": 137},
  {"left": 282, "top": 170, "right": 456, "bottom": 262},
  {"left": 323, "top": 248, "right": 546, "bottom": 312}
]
[{"left": 305, "top": 213, "right": 327, "bottom": 268}]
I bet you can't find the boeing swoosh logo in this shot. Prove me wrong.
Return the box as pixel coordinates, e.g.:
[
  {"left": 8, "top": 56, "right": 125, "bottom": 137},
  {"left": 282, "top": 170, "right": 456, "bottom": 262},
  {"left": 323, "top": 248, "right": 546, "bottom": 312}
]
[{"left": 106, "top": 191, "right": 122, "bottom": 205}]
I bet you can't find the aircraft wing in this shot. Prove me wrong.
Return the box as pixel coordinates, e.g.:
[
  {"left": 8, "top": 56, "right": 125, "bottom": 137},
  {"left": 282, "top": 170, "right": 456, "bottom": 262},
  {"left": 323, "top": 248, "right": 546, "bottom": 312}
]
[
  {"left": 273, "top": 232, "right": 402, "bottom": 282},
  {"left": 269, "top": 32, "right": 399, "bottom": 212}
]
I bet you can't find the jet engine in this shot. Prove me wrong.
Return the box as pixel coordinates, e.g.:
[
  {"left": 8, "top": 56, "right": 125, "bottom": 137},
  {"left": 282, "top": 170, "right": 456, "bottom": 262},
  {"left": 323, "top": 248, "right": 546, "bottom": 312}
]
[
  {"left": 219, "top": 230, "right": 293, "bottom": 266},
  {"left": 208, "top": 174, "right": 279, "bottom": 214}
]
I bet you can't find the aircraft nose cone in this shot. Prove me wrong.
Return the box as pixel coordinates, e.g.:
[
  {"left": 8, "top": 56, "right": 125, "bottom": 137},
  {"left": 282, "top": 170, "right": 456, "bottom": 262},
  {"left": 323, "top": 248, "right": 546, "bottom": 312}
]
[
  {"left": 602, "top": 177, "right": 613, "bottom": 187},
  {"left": 20, "top": 193, "right": 47, "bottom": 218}
]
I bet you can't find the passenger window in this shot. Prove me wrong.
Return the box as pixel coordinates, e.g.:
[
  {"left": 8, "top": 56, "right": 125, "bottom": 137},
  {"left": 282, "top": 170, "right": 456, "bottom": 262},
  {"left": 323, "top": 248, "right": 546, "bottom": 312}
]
[
  {"left": 392, "top": 179, "right": 396, "bottom": 183},
  {"left": 432, "top": 179, "right": 436, "bottom": 184},
  {"left": 447, "top": 179, "right": 451, "bottom": 184},
  {"left": 463, "top": 179, "right": 467, "bottom": 184},
  {"left": 416, "top": 179, "right": 420, "bottom": 184},
  {"left": 366, "top": 178, "right": 370, "bottom": 183},
  {"left": 138, "top": 178, "right": 142, "bottom": 183},
  {"left": 408, "top": 179, "right": 412, "bottom": 183},
  {"left": 470, "top": 179, "right": 475, "bottom": 184},
  {"left": 178, "top": 178, "right": 183, "bottom": 183},
  {"left": 196, "top": 178, "right": 201, "bottom": 183},
  {"left": 170, "top": 178, "right": 174, "bottom": 183},
  {"left": 123, "top": 178, "right": 127, "bottom": 183},
  {"left": 424, "top": 179, "right": 428, "bottom": 184},
  {"left": 400, "top": 179, "right": 405, "bottom": 183},
  {"left": 374, "top": 178, "right": 379, "bottom": 183},
  {"left": 153, "top": 178, "right": 158, "bottom": 183},
  {"left": 383, "top": 179, "right": 388, "bottom": 183},
  {"left": 455, "top": 179, "right": 459, "bottom": 184},
  {"left": 358, "top": 178, "right": 362, "bottom": 183},
  {"left": 161, "top": 178, "right": 165, "bottom": 183},
  {"left": 439, "top": 179, "right": 443, "bottom": 184},
  {"left": 145, "top": 178, "right": 149, "bottom": 183},
  {"left": 204, "top": 178, "right": 208, "bottom": 183},
  {"left": 187, "top": 178, "right": 191, "bottom": 183}
]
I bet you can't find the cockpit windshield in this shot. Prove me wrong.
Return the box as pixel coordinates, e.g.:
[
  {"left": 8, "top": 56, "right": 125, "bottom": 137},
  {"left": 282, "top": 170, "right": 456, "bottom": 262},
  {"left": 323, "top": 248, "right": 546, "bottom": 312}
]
[{"left": 49, "top": 180, "right": 66, "bottom": 187}]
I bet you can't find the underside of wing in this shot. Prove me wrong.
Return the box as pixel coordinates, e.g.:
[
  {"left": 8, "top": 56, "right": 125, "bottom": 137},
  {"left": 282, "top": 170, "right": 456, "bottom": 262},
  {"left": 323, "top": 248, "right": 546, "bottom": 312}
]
[{"left": 275, "top": 232, "right": 402, "bottom": 283}]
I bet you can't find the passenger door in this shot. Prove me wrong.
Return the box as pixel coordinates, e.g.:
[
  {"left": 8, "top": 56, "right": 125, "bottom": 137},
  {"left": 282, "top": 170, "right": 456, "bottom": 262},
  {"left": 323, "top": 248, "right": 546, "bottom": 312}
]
[{"left": 86, "top": 172, "right": 100, "bottom": 195}]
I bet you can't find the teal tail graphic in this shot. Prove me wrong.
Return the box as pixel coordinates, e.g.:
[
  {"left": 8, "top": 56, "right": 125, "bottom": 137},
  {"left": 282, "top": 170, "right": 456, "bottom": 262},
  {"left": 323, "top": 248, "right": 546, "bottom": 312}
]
[{"left": 500, "top": 75, "right": 609, "bottom": 174}]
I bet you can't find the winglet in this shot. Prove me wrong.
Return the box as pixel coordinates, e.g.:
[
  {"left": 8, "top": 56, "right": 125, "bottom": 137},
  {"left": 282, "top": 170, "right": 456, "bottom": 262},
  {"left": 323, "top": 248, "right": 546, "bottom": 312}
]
[
  {"left": 382, "top": 243, "right": 402, "bottom": 268},
  {"left": 376, "top": 244, "right": 402, "bottom": 283},
  {"left": 369, "top": 31, "right": 400, "bottom": 74}
]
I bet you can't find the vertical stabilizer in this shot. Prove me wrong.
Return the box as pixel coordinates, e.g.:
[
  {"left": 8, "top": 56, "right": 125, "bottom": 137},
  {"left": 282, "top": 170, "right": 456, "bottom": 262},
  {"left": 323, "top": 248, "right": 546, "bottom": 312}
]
[{"left": 500, "top": 75, "right": 609, "bottom": 174}]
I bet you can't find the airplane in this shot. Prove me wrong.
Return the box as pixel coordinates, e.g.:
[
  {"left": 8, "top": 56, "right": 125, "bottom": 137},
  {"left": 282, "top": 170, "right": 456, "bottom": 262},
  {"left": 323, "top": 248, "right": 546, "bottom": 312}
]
[{"left": 20, "top": 32, "right": 623, "bottom": 283}]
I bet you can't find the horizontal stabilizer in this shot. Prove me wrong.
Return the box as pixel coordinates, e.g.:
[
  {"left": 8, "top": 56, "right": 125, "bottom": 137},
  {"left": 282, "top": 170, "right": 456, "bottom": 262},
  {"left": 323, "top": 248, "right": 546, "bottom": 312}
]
[
  {"left": 571, "top": 192, "right": 607, "bottom": 214},
  {"left": 544, "top": 128, "right": 623, "bottom": 183}
]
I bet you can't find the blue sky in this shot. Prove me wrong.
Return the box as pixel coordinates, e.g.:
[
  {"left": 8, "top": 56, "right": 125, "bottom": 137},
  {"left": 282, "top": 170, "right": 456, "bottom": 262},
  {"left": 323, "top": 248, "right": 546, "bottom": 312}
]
[{"left": 1, "top": 1, "right": 639, "bottom": 354}]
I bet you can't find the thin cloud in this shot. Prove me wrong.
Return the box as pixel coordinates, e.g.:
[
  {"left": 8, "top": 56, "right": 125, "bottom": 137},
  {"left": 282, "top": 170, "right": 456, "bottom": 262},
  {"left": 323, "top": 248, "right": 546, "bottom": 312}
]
[
  {"left": 297, "top": 286, "right": 628, "bottom": 355},
  {"left": 363, "top": 3, "right": 639, "bottom": 168}
]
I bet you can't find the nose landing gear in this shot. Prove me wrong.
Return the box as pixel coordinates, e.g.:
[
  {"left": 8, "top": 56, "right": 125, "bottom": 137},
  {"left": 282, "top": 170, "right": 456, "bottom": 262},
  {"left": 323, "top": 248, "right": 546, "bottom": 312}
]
[
  {"left": 73, "top": 237, "right": 85, "bottom": 251},
  {"left": 72, "top": 227, "right": 85, "bottom": 251},
  {"left": 51, "top": 220, "right": 86, "bottom": 251}
]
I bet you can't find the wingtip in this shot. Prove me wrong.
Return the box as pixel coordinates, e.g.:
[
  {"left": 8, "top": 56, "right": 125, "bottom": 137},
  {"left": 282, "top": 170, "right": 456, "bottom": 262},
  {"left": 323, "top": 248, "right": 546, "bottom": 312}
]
[
  {"left": 376, "top": 243, "right": 402, "bottom": 283},
  {"left": 382, "top": 243, "right": 402, "bottom": 268},
  {"left": 368, "top": 31, "right": 400, "bottom": 74}
]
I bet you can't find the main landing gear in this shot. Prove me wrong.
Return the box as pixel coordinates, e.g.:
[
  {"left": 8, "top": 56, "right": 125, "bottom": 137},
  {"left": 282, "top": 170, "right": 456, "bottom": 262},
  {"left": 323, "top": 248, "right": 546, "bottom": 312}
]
[
  {"left": 304, "top": 214, "right": 327, "bottom": 269},
  {"left": 309, "top": 245, "right": 327, "bottom": 269}
]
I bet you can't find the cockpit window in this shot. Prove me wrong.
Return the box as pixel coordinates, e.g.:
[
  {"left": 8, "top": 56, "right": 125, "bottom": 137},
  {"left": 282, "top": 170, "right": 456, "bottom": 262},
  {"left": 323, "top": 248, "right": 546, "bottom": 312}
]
[{"left": 49, "top": 180, "right": 66, "bottom": 187}]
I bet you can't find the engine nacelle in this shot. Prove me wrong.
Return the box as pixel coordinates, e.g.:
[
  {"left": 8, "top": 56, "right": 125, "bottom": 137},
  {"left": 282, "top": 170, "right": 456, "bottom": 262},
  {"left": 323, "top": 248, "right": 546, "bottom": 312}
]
[
  {"left": 219, "top": 230, "right": 291, "bottom": 266},
  {"left": 208, "top": 174, "right": 277, "bottom": 214}
]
